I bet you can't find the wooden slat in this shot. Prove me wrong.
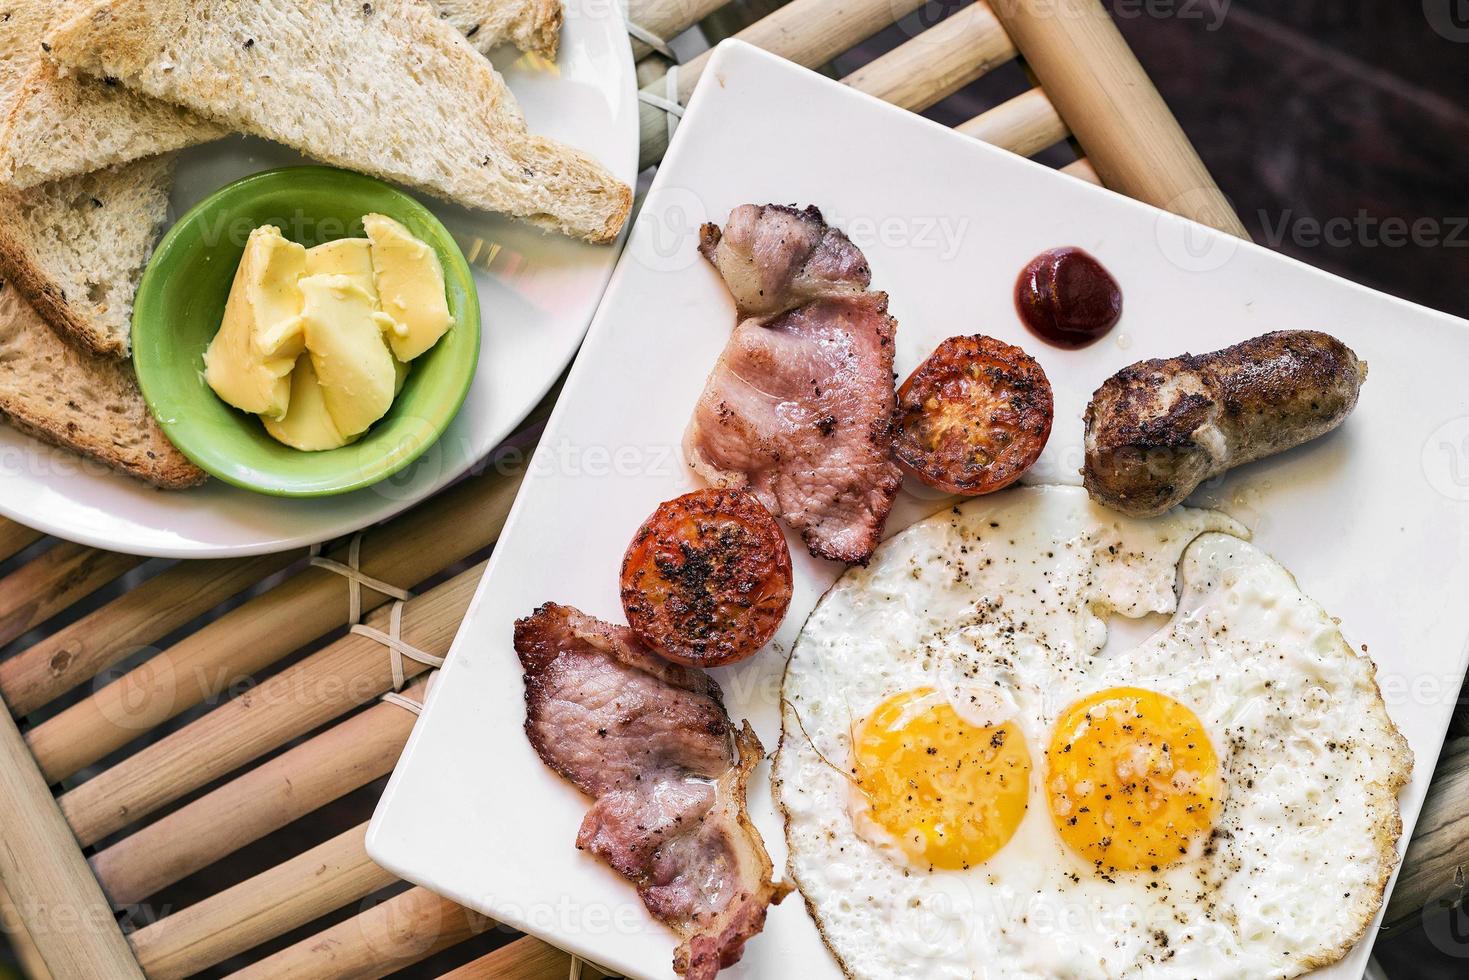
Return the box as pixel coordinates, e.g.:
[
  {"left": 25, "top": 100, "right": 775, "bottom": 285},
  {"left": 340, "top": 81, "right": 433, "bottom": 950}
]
[
  {"left": 677, "top": 0, "right": 928, "bottom": 99},
  {"left": 1062, "top": 157, "right": 1101, "bottom": 184},
  {"left": 0, "top": 542, "right": 142, "bottom": 649},
  {"left": 92, "top": 677, "right": 425, "bottom": 906},
  {"left": 0, "top": 518, "right": 44, "bottom": 564},
  {"left": 438, "top": 936, "right": 611, "bottom": 980},
  {"left": 624, "top": 0, "right": 726, "bottom": 60},
  {"left": 1, "top": 553, "right": 295, "bottom": 717},
  {"left": 986, "top": 0, "right": 1247, "bottom": 237},
  {"left": 0, "top": 694, "right": 143, "bottom": 979},
  {"left": 958, "top": 87, "right": 1069, "bottom": 158},
  {"left": 841, "top": 1, "right": 1016, "bottom": 113},
  {"left": 225, "top": 887, "right": 491, "bottom": 980},
  {"left": 26, "top": 462, "right": 522, "bottom": 783},
  {"left": 129, "top": 823, "right": 394, "bottom": 980},
  {"left": 60, "top": 566, "right": 479, "bottom": 847},
  {"left": 0, "top": 880, "right": 53, "bottom": 980},
  {"left": 1386, "top": 738, "right": 1469, "bottom": 926},
  {"left": 639, "top": 0, "right": 928, "bottom": 166}
]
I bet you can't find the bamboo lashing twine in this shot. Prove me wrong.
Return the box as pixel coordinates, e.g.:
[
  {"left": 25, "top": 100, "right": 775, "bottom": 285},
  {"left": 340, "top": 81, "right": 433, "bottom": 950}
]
[
  {"left": 381, "top": 670, "right": 436, "bottom": 714},
  {"left": 638, "top": 65, "right": 682, "bottom": 146},
  {"left": 626, "top": 2, "right": 683, "bottom": 146},
  {"left": 625, "top": 17, "right": 674, "bottom": 60},
  {"left": 308, "top": 534, "right": 444, "bottom": 692}
]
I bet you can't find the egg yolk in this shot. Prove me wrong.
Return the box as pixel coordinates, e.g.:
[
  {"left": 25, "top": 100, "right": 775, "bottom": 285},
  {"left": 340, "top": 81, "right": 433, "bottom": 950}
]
[
  {"left": 1045, "top": 687, "right": 1220, "bottom": 874},
  {"left": 852, "top": 687, "right": 1031, "bottom": 870}
]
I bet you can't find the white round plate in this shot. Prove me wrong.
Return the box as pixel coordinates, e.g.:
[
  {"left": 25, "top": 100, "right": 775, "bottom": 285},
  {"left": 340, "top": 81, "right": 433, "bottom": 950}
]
[{"left": 0, "top": 0, "right": 637, "bottom": 558}]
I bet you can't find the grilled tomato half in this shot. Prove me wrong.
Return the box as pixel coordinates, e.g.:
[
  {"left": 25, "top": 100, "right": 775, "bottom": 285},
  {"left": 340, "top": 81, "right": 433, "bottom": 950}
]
[
  {"left": 894, "top": 335, "right": 1053, "bottom": 495},
  {"left": 621, "top": 488, "right": 793, "bottom": 667}
]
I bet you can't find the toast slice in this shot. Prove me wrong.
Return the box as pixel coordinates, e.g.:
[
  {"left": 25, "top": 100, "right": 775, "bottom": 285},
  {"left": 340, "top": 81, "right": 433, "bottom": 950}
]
[
  {"left": 0, "top": 0, "right": 561, "bottom": 188},
  {"left": 47, "top": 0, "right": 630, "bottom": 242},
  {"left": 0, "top": 155, "right": 175, "bottom": 357},
  {"left": 437, "top": 0, "right": 562, "bottom": 59},
  {"left": 0, "top": 0, "right": 225, "bottom": 189},
  {"left": 0, "top": 2, "right": 178, "bottom": 356},
  {"left": 0, "top": 279, "right": 204, "bottom": 488}
]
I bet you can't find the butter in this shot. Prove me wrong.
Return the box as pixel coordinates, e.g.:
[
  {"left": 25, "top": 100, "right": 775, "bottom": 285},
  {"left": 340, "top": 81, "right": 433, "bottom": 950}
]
[
  {"left": 205, "top": 219, "right": 448, "bottom": 454},
  {"left": 262, "top": 355, "right": 349, "bottom": 451},
  {"left": 299, "top": 273, "right": 397, "bottom": 439},
  {"left": 393, "top": 356, "right": 411, "bottom": 396},
  {"left": 364, "top": 213, "right": 453, "bottom": 361},
  {"left": 305, "top": 238, "right": 377, "bottom": 300},
  {"left": 203, "top": 225, "right": 307, "bottom": 419}
]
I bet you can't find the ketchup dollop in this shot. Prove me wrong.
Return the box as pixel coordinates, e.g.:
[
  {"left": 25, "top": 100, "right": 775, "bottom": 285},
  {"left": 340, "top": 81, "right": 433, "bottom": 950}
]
[{"left": 1015, "top": 247, "right": 1122, "bottom": 348}]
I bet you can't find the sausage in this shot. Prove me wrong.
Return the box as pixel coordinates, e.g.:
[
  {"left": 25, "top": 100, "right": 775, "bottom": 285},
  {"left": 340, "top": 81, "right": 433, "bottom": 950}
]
[{"left": 1083, "top": 330, "right": 1366, "bottom": 517}]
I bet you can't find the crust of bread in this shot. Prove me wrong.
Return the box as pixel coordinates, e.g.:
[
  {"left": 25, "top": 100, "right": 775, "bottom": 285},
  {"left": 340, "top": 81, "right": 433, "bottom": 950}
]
[
  {"left": 514, "top": 0, "right": 562, "bottom": 59},
  {"left": 442, "top": 0, "right": 562, "bottom": 59},
  {"left": 0, "top": 409, "right": 204, "bottom": 489},
  {"left": 0, "top": 281, "right": 204, "bottom": 489},
  {"left": 48, "top": 0, "right": 631, "bottom": 243},
  {"left": 0, "top": 204, "right": 121, "bottom": 357}
]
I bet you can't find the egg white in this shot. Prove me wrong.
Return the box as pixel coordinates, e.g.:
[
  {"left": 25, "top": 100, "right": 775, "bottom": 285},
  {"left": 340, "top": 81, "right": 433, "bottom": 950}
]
[{"left": 774, "top": 485, "right": 1410, "bottom": 980}]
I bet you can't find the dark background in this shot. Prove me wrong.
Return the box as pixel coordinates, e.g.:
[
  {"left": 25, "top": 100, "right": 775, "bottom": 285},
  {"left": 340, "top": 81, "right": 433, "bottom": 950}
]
[
  {"left": 2, "top": 2, "right": 1465, "bottom": 978},
  {"left": 851, "top": 0, "right": 1469, "bottom": 321}
]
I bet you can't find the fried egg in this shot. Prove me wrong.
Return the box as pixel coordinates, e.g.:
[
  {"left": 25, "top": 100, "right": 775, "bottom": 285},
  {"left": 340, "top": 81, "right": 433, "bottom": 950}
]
[{"left": 774, "top": 485, "right": 1410, "bottom": 979}]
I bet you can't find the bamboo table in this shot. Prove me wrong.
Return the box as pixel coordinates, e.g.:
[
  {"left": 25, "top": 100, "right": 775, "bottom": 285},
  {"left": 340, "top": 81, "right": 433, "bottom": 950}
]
[{"left": 1, "top": 2, "right": 1464, "bottom": 977}]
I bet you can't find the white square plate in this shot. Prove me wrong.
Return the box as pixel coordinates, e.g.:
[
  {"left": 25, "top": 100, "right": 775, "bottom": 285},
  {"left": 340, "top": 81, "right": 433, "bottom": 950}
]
[{"left": 369, "top": 41, "right": 1469, "bottom": 979}]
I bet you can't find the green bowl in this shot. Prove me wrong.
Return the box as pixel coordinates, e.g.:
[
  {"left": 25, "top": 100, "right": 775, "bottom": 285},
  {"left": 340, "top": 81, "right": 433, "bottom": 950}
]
[{"left": 133, "top": 166, "right": 480, "bottom": 496}]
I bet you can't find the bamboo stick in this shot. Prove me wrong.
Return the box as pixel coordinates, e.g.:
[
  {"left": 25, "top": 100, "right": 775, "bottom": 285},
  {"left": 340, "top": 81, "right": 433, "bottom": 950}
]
[
  {"left": 226, "top": 887, "right": 492, "bottom": 980},
  {"left": 840, "top": 1, "right": 1016, "bottom": 113},
  {"left": 986, "top": 0, "right": 1246, "bottom": 237},
  {"left": 624, "top": 0, "right": 726, "bottom": 60},
  {"left": 1, "top": 553, "right": 295, "bottom": 718},
  {"left": 60, "top": 567, "right": 479, "bottom": 847},
  {"left": 675, "top": 0, "right": 928, "bottom": 100},
  {"left": 25, "top": 461, "right": 522, "bottom": 784},
  {"left": 91, "top": 676, "right": 424, "bottom": 906},
  {"left": 128, "top": 823, "right": 394, "bottom": 980},
  {"left": 438, "top": 936, "right": 610, "bottom": 980},
  {"left": 0, "top": 542, "right": 141, "bottom": 650},
  {"left": 1385, "top": 738, "right": 1469, "bottom": 927},
  {"left": 1062, "top": 157, "right": 1101, "bottom": 184},
  {"left": 639, "top": 0, "right": 929, "bottom": 166},
  {"left": 0, "top": 695, "right": 143, "bottom": 980},
  {"left": 958, "top": 88, "right": 1069, "bottom": 159},
  {"left": 0, "top": 881, "right": 53, "bottom": 980},
  {"left": 0, "top": 518, "right": 43, "bottom": 564}
]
